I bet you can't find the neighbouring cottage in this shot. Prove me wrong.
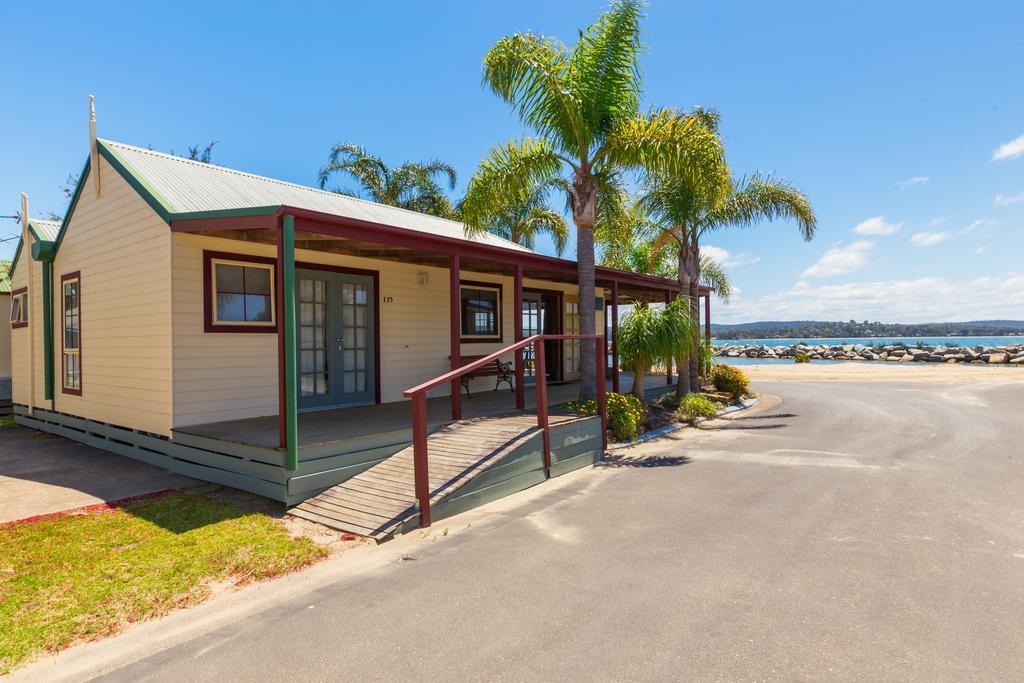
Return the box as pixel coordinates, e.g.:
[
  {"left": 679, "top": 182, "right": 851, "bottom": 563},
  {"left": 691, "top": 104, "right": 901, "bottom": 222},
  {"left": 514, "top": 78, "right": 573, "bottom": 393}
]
[
  {"left": 1, "top": 258, "right": 12, "bottom": 409},
  {"left": 9, "top": 104, "right": 713, "bottom": 535}
]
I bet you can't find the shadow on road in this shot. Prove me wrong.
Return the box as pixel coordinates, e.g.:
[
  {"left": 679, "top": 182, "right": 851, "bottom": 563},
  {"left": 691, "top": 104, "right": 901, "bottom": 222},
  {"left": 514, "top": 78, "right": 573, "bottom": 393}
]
[
  {"left": 596, "top": 454, "right": 692, "bottom": 468},
  {"left": 702, "top": 412, "right": 796, "bottom": 431}
]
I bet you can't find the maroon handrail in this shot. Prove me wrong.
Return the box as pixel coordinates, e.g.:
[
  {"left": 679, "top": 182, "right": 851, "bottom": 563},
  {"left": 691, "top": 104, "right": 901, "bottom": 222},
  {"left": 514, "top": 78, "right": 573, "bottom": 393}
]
[{"left": 403, "top": 334, "right": 606, "bottom": 528}]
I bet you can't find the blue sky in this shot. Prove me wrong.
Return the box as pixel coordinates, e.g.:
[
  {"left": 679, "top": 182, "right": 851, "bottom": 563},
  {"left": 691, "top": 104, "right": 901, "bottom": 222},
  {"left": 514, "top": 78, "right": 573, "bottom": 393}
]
[{"left": 2, "top": 1, "right": 1023, "bottom": 323}]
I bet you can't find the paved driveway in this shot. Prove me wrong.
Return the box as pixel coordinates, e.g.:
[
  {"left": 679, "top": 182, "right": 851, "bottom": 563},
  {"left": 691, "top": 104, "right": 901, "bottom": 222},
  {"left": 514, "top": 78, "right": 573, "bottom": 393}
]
[
  {"left": 45, "top": 379, "right": 1024, "bottom": 680},
  {"left": 0, "top": 425, "right": 194, "bottom": 523}
]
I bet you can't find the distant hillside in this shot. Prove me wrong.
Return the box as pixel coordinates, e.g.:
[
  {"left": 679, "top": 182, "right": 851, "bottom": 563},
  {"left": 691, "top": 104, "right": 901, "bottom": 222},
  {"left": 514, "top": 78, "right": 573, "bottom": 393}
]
[{"left": 710, "top": 320, "right": 1024, "bottom": 340}]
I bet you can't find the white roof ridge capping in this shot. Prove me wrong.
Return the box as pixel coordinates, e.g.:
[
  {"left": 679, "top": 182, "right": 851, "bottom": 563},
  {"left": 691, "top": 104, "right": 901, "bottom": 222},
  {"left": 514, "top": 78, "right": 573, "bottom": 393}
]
[
  {"left": 29, "top": 219, "right": 61, "bottom": 242},
  {"left": 99, "top": 138, "right": 536, "bottom": 254}
]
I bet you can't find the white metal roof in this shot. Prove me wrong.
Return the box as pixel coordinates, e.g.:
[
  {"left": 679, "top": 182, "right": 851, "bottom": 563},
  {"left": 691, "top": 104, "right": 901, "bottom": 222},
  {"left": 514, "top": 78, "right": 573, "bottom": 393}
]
[
  {"left": 100, "top": 139, "right": 534, "bottom": 253},
  {"left": 31, "top": 219, "right": 61, "bottom": 242}
]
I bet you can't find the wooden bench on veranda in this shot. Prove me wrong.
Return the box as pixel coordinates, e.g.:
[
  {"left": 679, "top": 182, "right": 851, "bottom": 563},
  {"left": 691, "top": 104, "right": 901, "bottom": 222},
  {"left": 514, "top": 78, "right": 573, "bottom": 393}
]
[{"left": 450, "top": 355, "right": 515, "bottom": 398}]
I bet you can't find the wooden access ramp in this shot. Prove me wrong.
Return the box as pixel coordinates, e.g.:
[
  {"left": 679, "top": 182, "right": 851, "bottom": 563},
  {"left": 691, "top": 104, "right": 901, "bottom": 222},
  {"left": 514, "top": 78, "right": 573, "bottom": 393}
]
[{"left": 289, "top": 413, "right": 602, "bottom": 541}]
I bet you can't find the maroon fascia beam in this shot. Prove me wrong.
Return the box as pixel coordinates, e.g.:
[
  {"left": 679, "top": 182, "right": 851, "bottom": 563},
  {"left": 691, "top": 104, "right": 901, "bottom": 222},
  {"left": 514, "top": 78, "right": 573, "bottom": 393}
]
[{"left": 171, "top": 205, "right": 702, "bottom": 295}]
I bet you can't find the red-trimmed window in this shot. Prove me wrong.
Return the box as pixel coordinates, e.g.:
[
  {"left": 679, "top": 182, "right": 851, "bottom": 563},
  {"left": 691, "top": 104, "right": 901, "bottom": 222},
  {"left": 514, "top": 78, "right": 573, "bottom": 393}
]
[
  {"left": 460, "top": 282, "right": 502, "bottom": 341},
  {"left": 203, "top": 251, "right": 277, "bottom": 333},
  {"left": 10, "top": 288, "right": 28, "bottom": 328},
  {"left": 62, "top": 273, "right": 82, "bottom": 395}
]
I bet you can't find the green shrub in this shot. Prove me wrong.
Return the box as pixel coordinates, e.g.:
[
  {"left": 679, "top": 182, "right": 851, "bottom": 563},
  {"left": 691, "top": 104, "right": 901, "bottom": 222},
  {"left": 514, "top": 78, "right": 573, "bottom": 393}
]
[
  {"left": 711, "top": 364, "right": 750, "bottom": 397},
  {"left": 676, "top": 393, "right": 718, "bottom": 423},
  {"left": 564, "top": 392, "right": 645, "bottom": 442},
  {"left": 655, "top": 392, "right": 681, "bottom": 411},
  {"left": 795, "top": 351, "right": 811, "bottom": 363}
]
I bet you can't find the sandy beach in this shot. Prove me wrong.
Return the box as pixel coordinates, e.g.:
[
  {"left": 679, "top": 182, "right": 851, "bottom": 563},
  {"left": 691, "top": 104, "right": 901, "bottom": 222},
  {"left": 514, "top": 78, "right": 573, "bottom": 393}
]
[{"left": 739, "top": 361, "right": 1024, "bottom": 381}]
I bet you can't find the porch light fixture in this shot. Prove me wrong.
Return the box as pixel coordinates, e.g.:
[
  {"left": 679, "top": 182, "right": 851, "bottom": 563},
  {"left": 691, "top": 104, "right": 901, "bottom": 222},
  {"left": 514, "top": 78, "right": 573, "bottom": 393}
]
[{"left": 417, "top": 271, "right": 430, "bottom": 287}]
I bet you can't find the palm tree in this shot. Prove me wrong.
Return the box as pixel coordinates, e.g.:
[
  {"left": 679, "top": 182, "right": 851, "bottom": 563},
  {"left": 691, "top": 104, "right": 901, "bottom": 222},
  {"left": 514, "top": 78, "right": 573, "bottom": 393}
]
[
  {"left": 460, "top": 183, "right": 570, "bottom": 255},
  {"left": 597, "top": 202, "right": 733, "bottom": 298},
  {"left": 617, "top": 298, "right": 698, "bottom": 400},
  {"left": 318, "top": 143, "right": 458, "bottom": 218},
  {"left": 643, "top": 168, "right": 816, "bottom": 395},
  {"left": 461, "top": 0, "right": 725, "bottom": 399}
]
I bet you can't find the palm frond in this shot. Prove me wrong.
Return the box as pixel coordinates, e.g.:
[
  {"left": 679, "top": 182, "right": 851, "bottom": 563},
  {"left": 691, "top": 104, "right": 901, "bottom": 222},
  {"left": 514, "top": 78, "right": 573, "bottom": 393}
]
[
  {"left": 461, "top": 138, "right": 565, "bottom": 237},
  {"left": 600, "top": 108, "right": 728, "bottom": 193},
  {"left": 482, "top": 33, "right": 584, "bottom": 155},
  {"left": 520, "top": 206, "right": 570, "bottom": 255},
  {"left": 701, "top": 174, "right": 817, "bottom": 240},
  {"left": 317, "top": 143, "right": 389, "bottom": 201},
  {"left": 698, "top": 254, "right": 732, "bottom": 301},
  {"left": 570, "top": 0, "right": 644, "bottom": 144}
]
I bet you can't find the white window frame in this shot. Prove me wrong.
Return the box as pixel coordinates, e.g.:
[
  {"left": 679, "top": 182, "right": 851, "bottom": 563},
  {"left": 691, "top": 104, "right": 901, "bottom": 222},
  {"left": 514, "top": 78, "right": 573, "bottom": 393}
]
[
  {"left": 210, "top": 258, "right": 277, "bottom": 328},
  {"left": 10, "top": 290, "right": 28, "bottom": 326}
]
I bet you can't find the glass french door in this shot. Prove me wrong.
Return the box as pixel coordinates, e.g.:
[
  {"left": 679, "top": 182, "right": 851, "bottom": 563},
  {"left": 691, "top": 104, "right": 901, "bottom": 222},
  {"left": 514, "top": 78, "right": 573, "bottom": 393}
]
[
  {"left": 296, "top": 269, "right": 376, "bottom": 410},
  {"left": 522, "top": 297, "right": 541, "bottom": 380}
]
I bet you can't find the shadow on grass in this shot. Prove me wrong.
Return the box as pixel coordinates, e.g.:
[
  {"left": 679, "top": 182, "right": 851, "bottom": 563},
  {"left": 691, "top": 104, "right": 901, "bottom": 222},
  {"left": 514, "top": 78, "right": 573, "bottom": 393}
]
[
  {"left": 117, "top": 487, "right": 264, "bottom": 534},
  {"left": 597, "top": 454, "right": 692, "bottom": 468}
]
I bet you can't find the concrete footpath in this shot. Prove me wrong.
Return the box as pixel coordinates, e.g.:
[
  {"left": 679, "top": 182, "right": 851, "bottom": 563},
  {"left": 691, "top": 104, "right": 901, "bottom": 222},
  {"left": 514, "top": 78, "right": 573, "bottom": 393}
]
[{"left": 0, "top": 425, "right": 193, "bottom": 524}]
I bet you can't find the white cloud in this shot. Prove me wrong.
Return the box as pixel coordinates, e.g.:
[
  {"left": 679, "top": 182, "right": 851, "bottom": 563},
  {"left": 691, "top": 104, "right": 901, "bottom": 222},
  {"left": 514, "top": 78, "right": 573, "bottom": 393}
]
[
  {"left": 962, "top": 219, "right": 995, "bottom": 235},
  {"left": 993, "top": 134, "right": 1024, "bottom": 161},
  {"left": 927, "top": 217, "right": 945, "bottom": 228},
  {"left": 910, "top": 231, "right": 952, "bottom": 246},
  {"left": 975, "top": 246, "right": 988, "bottom": 255},
  {"left": 701, "top": 245, "right": 761, "bottom": 269},
  {"left": 852, "top": 216, "right": 903, "bottom": 236},
  {"left": 898, "top": 176, "right": 930, "bottom": 189},
  {"left": 995, "top": 191, "right": 1024, "bottom": 207},
  {"left": 800, "top": 241, "right": 875, "bottom": 278},
  {"left": 713, "top": 273, "right": 1024, "bottom": 324}
]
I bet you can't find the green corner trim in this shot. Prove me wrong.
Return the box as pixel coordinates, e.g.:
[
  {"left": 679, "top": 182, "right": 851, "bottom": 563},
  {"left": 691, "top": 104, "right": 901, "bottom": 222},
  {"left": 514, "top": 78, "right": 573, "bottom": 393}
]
[
  {"left": 52, "top": 156, "right": 92, "bottom": 254},
  {"left": 9, "top": 240, "right": 23, "bottom": 281},
  {"left": 282, "top": 215, "right": 299, "bottom": 471},
  {"left": 96, "top": 140, "right": 176, "bottom": 223}
]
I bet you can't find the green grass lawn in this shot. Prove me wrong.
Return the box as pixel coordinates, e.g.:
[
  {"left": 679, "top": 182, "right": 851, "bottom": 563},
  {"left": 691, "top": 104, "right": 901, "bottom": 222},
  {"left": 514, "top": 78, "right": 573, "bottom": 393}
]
[
  {"left": 0, "top": 417, "right": 14, "bottom": 427},
  {"left": 0, "top": 489, "right": 329, "bottom": 675}
]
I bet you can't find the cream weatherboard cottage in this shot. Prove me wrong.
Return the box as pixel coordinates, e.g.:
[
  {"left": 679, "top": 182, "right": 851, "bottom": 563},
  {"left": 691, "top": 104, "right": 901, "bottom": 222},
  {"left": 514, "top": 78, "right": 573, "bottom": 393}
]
[{"left": 9, "top": 116, "right": 712, "bottom": 534}]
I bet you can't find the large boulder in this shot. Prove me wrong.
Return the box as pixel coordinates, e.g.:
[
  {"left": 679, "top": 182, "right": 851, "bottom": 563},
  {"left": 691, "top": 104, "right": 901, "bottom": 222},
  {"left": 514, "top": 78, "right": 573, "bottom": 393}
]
[{"left": 988, "top": 352, "right": 1008, "bottom": 364}]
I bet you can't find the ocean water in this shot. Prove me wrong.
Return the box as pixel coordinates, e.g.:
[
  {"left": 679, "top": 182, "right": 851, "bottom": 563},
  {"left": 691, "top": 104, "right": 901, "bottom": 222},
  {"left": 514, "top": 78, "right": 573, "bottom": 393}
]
[{"left": 712, "top": 336, "right": 1022, "bottom": 349}]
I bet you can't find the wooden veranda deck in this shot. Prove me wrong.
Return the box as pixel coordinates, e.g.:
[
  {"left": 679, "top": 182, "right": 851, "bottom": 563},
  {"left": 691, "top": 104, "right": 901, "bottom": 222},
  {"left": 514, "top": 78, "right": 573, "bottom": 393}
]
[{"left": 173, "top": 380, "right": 624, "bottom": 451}]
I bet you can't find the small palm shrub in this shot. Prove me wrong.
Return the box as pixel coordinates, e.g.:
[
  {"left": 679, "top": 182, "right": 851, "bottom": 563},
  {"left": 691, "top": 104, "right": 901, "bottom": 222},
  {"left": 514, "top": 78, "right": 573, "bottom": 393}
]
[
  {"left": 711, "top": 364, "right": 750, "bottom": 397},
  {"left": 565, "top": 392, "right": 645, "bottom": 442},
  {"left": 677, "top": 393, "right": 718, "bottom": 423},
  {"left": 795, "top": 351, "right": 811, "bottom": 363},
  {"left": 698, "top": 341, "right": 716, "bottom": 380}
]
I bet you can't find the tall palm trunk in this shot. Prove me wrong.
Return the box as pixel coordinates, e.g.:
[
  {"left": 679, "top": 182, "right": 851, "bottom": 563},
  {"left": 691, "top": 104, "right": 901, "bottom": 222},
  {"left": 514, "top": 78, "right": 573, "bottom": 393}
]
[
  {"left": 688, "top": 241, "right": 701, "bottom": 391},
  {"left": 631, "top": 364, "right": 647, "bottom": 400},
  {"left": 573, "top": 174, "right": 598, "bottom": 400},
  {"left": 674, "top": 241, "right": 692, "bottom": 398}
]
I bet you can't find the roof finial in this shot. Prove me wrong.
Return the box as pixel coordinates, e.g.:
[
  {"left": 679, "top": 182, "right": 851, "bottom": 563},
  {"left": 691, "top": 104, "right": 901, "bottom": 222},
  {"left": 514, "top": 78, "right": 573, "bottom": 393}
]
[{"left": 89, "top": 95, "right": 100, "bottom": 198}]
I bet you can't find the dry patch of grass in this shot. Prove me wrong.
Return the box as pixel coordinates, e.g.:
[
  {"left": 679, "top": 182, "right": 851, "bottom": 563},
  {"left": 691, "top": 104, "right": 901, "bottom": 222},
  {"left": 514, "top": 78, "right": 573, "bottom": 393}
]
[{"left": 0, "top": 488, "right": 329, "bottom": 675}]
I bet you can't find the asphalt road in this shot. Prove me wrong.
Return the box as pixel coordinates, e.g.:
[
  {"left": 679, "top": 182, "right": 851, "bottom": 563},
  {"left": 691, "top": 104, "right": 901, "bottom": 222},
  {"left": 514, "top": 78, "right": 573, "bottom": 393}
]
[{"left": 97, "top": 380, "right": 1024, "bottom": 681}]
